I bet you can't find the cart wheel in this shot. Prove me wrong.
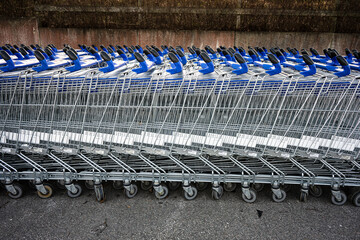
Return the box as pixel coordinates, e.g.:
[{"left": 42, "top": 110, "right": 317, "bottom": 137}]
[
  {"left": 37, "top": 183, "right": 53, "bottom": 199},
  {"left": 272, "top": 189, "right": 286, "bottom": 203},
  {"left": 331, "top": 191, "right": 347, "bottom": 206},
  {"left": 95, "top": 184, "right": 106, "bottom": 203},
  {"left": 112, "top": 181, "right": 123, "bottom": 190},
  {"left": 352, "top": 192, "right": 360, "bottom": 207},
  {"left": 56, "top": 180, "right": 66, "bottom": 190},
  {"left": 299, "top": 191, "right": 308, "bottom": 202},
  {"left": 252, "top": 183, "right": 264, "bottom": 192},
  {"left": 242, "top": 189, "right": 257, "bottom": 203},
  {"left": 28, "top": 180, "right": 36, "bottom": 190},
  {"left": 85, "top": 180, "right": 94, "bottom": 190},
  {"left": 309, "top": 185, "right": 323, "bottom": 198},
  {"left": 155, "top": 185, "right": 169, "bottom": 199},
  {"left": 224, "top": 182, "right": 237, "bottom": 192},
  {"left": 140, "top": 181, "right": 152, "bottom": 191},
  {"left": 282, "top": 184, "right": 292, "bottom": 193},
  {"left": 184, "top": 186, "right": 198, "bottom": 200},
  {"left": 7, "top": 183, "right": 23, "bottom": 199},
  {"left": 196, "top": 182, "right": 208, "bottom": 191},
  {"left": 212, "top": 186, "right": 224, "bottom": 200},
  {"left": 67, "top": 184, "right": 82, "bottom": 198},
  {"left": 125, "top": 184, "right": 138, "bottom": 198},
  {"left": 168, "top": 182, "right": 181, "bottom": 191}
]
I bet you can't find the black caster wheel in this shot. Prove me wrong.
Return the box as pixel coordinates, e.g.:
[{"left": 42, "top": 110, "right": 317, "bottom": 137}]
[
  {"left": 140, "top": 181, "right": 152, "bottom": 191},
  {"left": 352, "top": 192, "right": 360, "bottom": 207},
  {"left": 309, "top": 185, "right": 323, "bottom": 198},
  {"left": 272, "top": 189, "right": 286, "bottom": 203},
  {"left": 56, "top": 180, "right": 66, "bottom": 190},
  {"left": 168, "top": 182, "right": 181, "bottom": 191},
  {"left": 112, "top": 181, "right": 124, "bottom": 190},
  {"left": 28, "top": 180, "right": 36, "bottom": 190},
  {"left": 67, "top": 184, "right": 82, "bottom": 198},
  {"left": 195, "top": 182, "right": 209, "bottom": 191},
  {"left": 331, "top": 191, "right": 347, "bottom": 206},
  {"left": 224, "top": 182, "right": 237, "bottom": 192},
  {"left": 212, "top": 186, "right": 224, "bottom": 200},
  {"left": 242, "top": 189, "right": 257, "bottom": 203},
  {"left": 299, "top": 191, "right": 308, "bottom": 202},
  {"left": 94, "top": 184, "right": 106, "bottom": 203},
  {"left": 7, "top": 183, "right": 23, "bottom": 199},
  {"left": 252, "top": 183, "right": 264, "bottom": 192},
  {"left": 155, "top": 185, "right": 169, "bottom": 199},
  {"left": 184, "top": 186, "right": 198, "bottom": 200},
  {"left": 124, "top": 184, "right": 138, "bottom": 198},
  {"left": 348, "top": 187, "right": 360, "bottom": 202},
  {"left": 282, "top": 184, "right": 292, "bottom": 193},
  {"left": 37, "top": 183, "right": 54, "bottom": 199},
  {"left": 85, "top": 180, "right": 94, "bottom": 190}
]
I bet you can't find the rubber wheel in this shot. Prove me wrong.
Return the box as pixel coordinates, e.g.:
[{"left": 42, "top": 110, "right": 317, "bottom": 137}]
[
  {"left": 37, "top": 184, "right": 53, "bottom": 199},
  {"left": 85, "top": 180, "right": 94, "bottom": 190},
  {"left": 140, "top": 181, "right": 152, "bottom": 191},
  {"left": 309, "top": 185, "right": 323, "bottom": 198},
  {"left": 7, "top": 183, "right": 23, "bottom": 199},
  {"left": 282, "top": 184, "right": 292, "bottom": 193},
  {"left": 196, "top": 182, "right": 209, "bottom": 191},
  {"left": 94, "top": 184, "right": 106, "bottom": 203},
  {"left": 349, "top": 187, "right": 360, "bottom": 202},
  {"left": 212, "top": 186, "right": 224, "bottom": 200},
  {"left": 28, "top": 181, "right": 36, "bottom": 190},
  {"left": 184, "top": 186, "right": 198, "bottom": 200},
  {"left": 56, "top": 180, "right": 66, "bottom": 190},
  {"left": 242, "top": 188, "right": 257, "bottom": 203},
  {"left": 252, "top": 183, "right": 264, "bottom": 192},
  {"left": 67, "top": 184, "right": 82, "bottom": 198},
  {"left": 331, "top": 191, "right": 347, "bottom": 206},
  {"left": 168, "top": 182, "right": 181, "bottom": 191},
  {"left": 224, "top": 182, "right": 237, "bottom": 192},
  {"left": 124, "top": 184, "right": 138, "bottom": 198},
  {"left": 112, "top": 181, "right": 123, "bottom": 190},
  {"left": 299, "top": 191, "right": 308, "bottom": 202},
  {"left": 154, "top": 185, "right": 169, "bottom": 199},
  {"left": 352, "top": 192, "right": 360, "bottom": 207},
  {"left": 272, "top": 189, "right": 286, "bottom": 203}
]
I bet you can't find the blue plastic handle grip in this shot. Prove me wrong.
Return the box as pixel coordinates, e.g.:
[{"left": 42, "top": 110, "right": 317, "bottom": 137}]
[
  {"left": 166, "top": 61, "right": 182, "bottom": 74},
  {"left": 32, "top": 59, "right": 49, "bottom": 72},
  {"left": 300, "top": 64, "right": 316, "bottom": 77},
  {"left": 266, "top": 63, "right": 282, "bottom": 75},
  {"left": 154, "top": 56, "right": 162, "bottom": 65},
  {"left": 14, "top": 52, "right": 24, "bottom": 60},
  {"left": 99, "top": 59, "right": 115, "bottom": 73},
  {"left": 0, "top": 58, "right": 15, "bottom": 72},
  {"left": 334, "top": 65, "right": 351, "bottom": 77},
  {"left": 65, "top": 58, "right": 82, "bottom": 72},
  {"left": 232, "top": 62, "right": 248, "bottom": 75},
  {"left": 132, "top": 61, "right": 149, "bottom": 74},
  {"left": 199, "top": 61, "right": 214, "bottom": 74}
]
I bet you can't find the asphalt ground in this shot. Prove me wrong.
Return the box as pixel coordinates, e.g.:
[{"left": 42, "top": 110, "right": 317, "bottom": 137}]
[{"left": 0, "top": 182, "right": 359, "bottom": 240}]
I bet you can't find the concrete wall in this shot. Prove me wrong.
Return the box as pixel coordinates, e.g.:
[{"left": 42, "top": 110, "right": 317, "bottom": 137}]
[
  {"left": 36, "top": 27, "right": 359, "bottom": 51},
  {"left": 0, "top": 0, "right": 359, "bottom": 50}
]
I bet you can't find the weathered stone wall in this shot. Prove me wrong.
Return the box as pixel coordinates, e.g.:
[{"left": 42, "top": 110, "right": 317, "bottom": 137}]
[{"left": 0, "top": 0, "right": 359, "bottom": 49}]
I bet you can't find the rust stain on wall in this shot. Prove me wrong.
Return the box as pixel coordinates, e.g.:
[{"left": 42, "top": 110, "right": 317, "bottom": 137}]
[
  {"left": 0, "top": 1, "right": 359, "bottom": 50},
  {"left": 1, "top": 0, "right": 359, "bottom": 32}
]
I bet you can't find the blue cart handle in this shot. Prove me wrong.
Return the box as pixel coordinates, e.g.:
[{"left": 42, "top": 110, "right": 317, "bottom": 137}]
[{"left": 166, "top": 52, "right": 183, "bottom": 75}]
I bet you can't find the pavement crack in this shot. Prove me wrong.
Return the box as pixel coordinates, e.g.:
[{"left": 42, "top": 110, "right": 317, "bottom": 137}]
[
  {"left": 0, "top": 201, "right": 10, "bottom": 208},
  {"left": 92, "top": 219, "right": 108, "bottom": 236}
]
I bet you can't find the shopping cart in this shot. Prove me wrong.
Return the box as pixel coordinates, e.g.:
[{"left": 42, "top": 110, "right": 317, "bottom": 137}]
[{"left": 0, "top": 43, "right": 359, "bottom": 206}]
